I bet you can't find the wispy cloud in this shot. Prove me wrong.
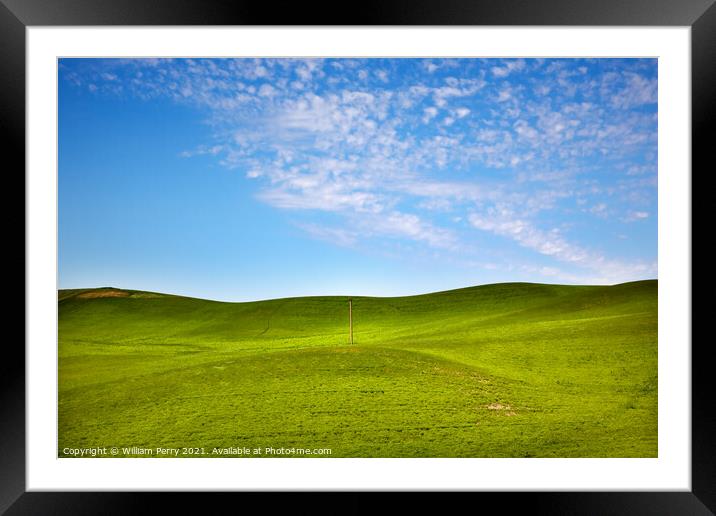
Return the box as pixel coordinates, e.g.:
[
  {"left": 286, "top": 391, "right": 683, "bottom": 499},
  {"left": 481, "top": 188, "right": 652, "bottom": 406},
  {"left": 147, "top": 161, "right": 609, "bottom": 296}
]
[
  {"left": 468, "top": 208, "right": 656, "bottom": 283},
  {"left": 624, "top": 210, "right": 650, "bottom": 222},
  {"left": 297, "top": 223, "right": 359, "bottom": 247},
  {"left": 469, "top": 209, "right": 590, "bottom": 265}
]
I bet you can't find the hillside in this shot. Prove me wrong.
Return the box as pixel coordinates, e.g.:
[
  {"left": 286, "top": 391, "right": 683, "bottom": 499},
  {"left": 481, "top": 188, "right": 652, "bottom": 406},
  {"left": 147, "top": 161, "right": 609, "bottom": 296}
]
[{"left": 58, "top": 280, "right": 657, "bottom": 457}]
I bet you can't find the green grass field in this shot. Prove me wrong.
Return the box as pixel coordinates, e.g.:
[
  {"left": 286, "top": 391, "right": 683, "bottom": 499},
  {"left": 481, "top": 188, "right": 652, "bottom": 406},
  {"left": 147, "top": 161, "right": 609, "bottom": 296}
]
[{"left": 58, "top": 280, "right": 657, "bottom": 458}]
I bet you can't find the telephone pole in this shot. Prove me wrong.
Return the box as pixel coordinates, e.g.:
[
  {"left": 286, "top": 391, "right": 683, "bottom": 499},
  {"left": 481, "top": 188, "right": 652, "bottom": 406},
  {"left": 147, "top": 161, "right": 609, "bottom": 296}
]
[{"left": 349, "top": 298, "right": 353, "bottom": 345}]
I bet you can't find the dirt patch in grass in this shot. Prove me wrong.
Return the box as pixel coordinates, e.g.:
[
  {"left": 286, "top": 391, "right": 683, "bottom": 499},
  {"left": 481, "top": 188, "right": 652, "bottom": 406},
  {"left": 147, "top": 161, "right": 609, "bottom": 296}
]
[
  {"left": 77, "top": 289, "right": 131, "bottom": 299},
  {"left": 487, "top": 403, "right": 517, "bottom": 416},
  {"left": 487, "top": 403, "right": 509, "bottom": 410}
]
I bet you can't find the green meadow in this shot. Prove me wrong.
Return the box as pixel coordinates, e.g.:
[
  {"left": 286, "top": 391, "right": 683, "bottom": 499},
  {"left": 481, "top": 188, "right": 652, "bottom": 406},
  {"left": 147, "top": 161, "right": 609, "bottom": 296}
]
[{"left": 58, "top": 280, "right": 657, "bottom": 458}]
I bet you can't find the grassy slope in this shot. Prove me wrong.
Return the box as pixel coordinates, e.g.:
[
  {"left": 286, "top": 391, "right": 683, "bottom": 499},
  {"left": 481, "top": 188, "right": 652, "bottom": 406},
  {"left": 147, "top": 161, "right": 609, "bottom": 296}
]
[{"left": 58, "top": 281, "right": 657, "bottom": 457}]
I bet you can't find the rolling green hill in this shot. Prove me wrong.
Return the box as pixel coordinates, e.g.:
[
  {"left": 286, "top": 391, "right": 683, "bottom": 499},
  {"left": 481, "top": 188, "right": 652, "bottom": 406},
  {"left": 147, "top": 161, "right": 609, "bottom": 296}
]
[{"left": 58, "top": 280, "right": 657, "bottom": 458}]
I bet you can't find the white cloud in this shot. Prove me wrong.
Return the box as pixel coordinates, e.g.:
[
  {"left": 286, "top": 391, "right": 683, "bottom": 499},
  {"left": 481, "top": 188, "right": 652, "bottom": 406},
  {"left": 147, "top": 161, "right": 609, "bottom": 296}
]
[
  {"left": 259, "top": 185, "right": 385, "bottom": 214},
  {"left": 298, "top": 223, "right": 359, "bottom": 247},
  {"left": 469, "top": 211, "right": 589, "bottom": 265},
  {"left": 468, "top": 208, "right": 656, "bottom": 283},
  {"left": 369, "top": 211, "right": 457, "bottom": 249},
  {"left": 496, "top": 88, "right": 512, "bottom": 102},
  {"left": 424, "top": 62, "right": 439, "bottom": 73},
  {"left": 258, "top": 84, "right": 277, "bottom": 97},
  {"left": 422, "top": 106, "right": 438, "bottom": 123},
  {"left": 513, "top": 120, "right": 539, "bottom": 142},
  {"left": 612, "top": 73, "right": 657, "bottom": 109},
  {"left": 179, "top": 144, "right": 224, "bottom": 158},
  {"left": 491, "top": 59, "right": 526, "bottom": 78},
  {"left": 432, "top": 79, "right": 485, "bottom": 107},
  {"left": 295, "top": 59, "right": 323, "bottom": 82},
  {"left": 624, "top": 210, "right": 649, "bottom": 222},
  {"left": 299, "top": 210, "right": 456, "bottom": 251},
  {"left": 589, "top": 203, "right": 608, "bottom": 217}
]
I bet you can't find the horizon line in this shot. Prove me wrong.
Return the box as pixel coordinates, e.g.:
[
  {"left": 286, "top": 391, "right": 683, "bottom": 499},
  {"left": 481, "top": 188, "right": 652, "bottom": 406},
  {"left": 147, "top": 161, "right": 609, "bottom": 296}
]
[{"left": 58, "top": 278, "right": 658, "bottom": 304}]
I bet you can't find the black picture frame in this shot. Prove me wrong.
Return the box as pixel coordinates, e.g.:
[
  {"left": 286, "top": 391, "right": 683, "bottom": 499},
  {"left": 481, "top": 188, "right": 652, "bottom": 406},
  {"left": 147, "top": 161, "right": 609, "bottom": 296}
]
[{"left": 3, "top": 0, "right": 711, "bottom": 513}]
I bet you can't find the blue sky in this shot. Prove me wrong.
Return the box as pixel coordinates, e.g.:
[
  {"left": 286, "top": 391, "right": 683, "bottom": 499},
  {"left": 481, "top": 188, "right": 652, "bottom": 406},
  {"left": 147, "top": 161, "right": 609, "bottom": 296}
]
[{"left": 59, "top": 58, "right": 657, "bottom": 301}]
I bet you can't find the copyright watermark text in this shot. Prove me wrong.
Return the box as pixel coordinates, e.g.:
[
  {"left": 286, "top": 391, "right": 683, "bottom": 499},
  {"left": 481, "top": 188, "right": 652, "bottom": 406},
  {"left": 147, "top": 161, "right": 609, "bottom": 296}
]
[{"left": 60, "top": 445, "right": 333, "bottom": 457}]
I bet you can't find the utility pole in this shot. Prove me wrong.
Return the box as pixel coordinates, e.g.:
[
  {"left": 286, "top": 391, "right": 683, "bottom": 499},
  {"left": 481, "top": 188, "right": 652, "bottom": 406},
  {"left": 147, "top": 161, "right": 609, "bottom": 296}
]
[{"left": 349, "top": 298, "right": 353, "bottom": 345}]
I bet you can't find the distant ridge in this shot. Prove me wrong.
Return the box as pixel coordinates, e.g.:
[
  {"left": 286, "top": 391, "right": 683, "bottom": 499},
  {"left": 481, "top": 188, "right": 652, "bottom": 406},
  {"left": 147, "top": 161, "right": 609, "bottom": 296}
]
[{"left": 58, "top": 279, "right": 657, "bottom": 305}]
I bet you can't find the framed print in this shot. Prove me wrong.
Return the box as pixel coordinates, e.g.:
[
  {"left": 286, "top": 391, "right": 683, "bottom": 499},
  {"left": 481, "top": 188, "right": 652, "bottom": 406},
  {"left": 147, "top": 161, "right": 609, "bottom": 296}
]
[{"left": 4, "top": 0, "right": 713, "bottom": 513}]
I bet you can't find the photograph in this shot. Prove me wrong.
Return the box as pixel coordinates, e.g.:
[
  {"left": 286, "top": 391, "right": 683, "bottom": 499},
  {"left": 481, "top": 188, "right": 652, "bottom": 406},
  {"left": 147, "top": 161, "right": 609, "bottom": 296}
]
[{"left": 57, "top": 57, "right": 658, "bottom": 459}]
